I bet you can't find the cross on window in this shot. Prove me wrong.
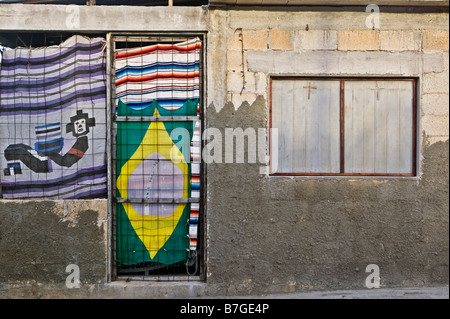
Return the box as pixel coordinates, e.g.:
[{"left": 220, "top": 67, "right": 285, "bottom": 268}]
[{"left": 303, "top": 82, "right": 317, "bottom": 100}]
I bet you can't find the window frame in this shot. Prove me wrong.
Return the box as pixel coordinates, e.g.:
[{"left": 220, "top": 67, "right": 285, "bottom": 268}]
[{"left": 269, "top": 76, "right": 418, "bottom": 177}]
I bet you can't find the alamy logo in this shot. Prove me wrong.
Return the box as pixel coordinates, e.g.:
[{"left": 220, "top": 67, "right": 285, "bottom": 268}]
[
  {"left": 65, "top": 264, "right": 80, "bottom": 289},
  {"left": 365, "top": 4, "right": 381, "bottom": 30},
  {"left": 65, "top": 5, "right": 80, "bottom": 29},
  {"left": 365, "top": 264, "right": 381, "bottom": 289},
  {"left": 170, "top": 127, "right": 279, "bottom": 174}
]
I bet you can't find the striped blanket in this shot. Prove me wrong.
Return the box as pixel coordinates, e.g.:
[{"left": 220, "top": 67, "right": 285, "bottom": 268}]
[
  {"left": 0, "top": 35, "right": 107, "bottom": 199},
  {"left": 115, "top": 38, "right": 202, "bottom": 265},
  {"left": 115, "top": 38, "right": 201, "bottom": 111}
]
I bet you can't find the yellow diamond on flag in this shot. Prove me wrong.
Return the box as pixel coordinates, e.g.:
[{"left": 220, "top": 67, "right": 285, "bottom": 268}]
[{"left": 116, "top": 109, "right": 188, "bottom": 259}]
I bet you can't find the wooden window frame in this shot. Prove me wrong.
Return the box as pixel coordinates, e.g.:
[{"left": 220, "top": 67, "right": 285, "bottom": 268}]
[{"left": 269, "top": 76, "right": 418, "bottom": 177}]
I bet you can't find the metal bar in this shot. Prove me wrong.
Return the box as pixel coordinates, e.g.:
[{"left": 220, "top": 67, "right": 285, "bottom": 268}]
[
  {"left": 115, "top": 116, "right": 201, "bottom": 122},
  {"left": 112, "top": 36, "right": 204, "bottom": 43},
  {"left": 111, "top": 32, "right": 206, "bottom": 38},
  {"left": 198, "top": 33, "right": 207, "bottom": 282},
  {"left": 118, "top": 265, "right": 168, "bottom": 274},
  {"left": 116, "top": 276, "right": 201, "bottom": 282},
  {"left": 116, "top": 198, "right": 201, "bottom": 204},
  {"left": 105, "top": 32, "right": 114, "bottom": 282},
  {"left": 340, "top": 80, "right": 345, "bottom": 174},
  {"left": 110, "top": 37, "right": 119, "bottom": 281}
]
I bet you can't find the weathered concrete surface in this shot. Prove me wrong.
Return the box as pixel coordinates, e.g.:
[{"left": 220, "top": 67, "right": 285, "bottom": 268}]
[
  {"left": 0, "top": 4, "right": 448, "bottom": 298},
  {"left": 226, "top": 10, "right": 449, "bottom": 31},
  {"left": 0, "top": 94, "right": 448, "bottom": 299},
  {"left": 0, "top": 281, "right": 206, "bottom": 299},
  {"left": 1, "top": 281, "right": 447, "bottom": 299},
  {"left": 212, "top": 286, "right": 450, "bottom": 300},
  {"left": 0, "top": 4, "right": 208, "bottom": 32},
  {"left": 0, "top": 200, "right": 108, "bottom": 294},
  {"left": 203, "top": 96, "right": 449, "bottom": 296}
]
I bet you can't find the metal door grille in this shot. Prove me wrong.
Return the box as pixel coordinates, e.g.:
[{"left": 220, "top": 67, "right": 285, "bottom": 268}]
[{"left": 110, "top": 34, "right": 204, "bottom": 281}]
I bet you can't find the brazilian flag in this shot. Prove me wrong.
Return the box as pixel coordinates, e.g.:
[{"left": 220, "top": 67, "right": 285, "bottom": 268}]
[{"left": 116, "top": 99, "right": 198, "bottom": 266}]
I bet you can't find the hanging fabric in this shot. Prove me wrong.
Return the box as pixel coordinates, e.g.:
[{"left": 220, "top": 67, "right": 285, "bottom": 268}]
[
  {"left": 0, "top": 35, "right": 107, "bottom": 199},
  {"left": 114, "top": 37, "right": 201, "bottom": 266}
]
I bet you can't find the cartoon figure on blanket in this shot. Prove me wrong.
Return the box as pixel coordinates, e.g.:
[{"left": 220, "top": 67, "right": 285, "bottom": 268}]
[{"left": 3, "top": 110, "right": 95, "bottom": 176}]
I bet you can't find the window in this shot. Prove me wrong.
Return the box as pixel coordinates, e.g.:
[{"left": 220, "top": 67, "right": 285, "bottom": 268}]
[{"left": 270, "top": 78, "right": 417, "bottom": 176}]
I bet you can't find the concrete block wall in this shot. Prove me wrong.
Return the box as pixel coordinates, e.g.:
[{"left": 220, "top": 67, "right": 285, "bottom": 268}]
[
  {"left": 421, "top": 30, "right": 449, "bottom": 144},
  {"left": 222, "top": 10, "right": 449, "bottom": 146},
  {"left": 208, "top": 8, "right": 449, "bottom": 296}
]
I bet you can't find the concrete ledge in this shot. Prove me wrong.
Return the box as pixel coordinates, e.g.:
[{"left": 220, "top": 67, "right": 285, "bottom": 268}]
[
  {"left": 0, "top": 4, "right": 208, "bottom": 32},
  {"left": 245, "top": 286, "right": 450, "bottom": 299},
  {"left": 0, "top": 281, "right": 207, "bottom": 299},
  {"left": 100, "top": 281, "right": 207, "bottom": 299},
  {"left": 1, "top": 283, "right": 447, "bottom": 299}
]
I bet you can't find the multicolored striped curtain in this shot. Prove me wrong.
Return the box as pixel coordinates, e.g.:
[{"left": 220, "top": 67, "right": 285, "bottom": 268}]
[
  {"left": 115, "top": 38, "right": 201, "bottom": 112},
  {"left": 115, "top": 38, "right": 201, "bottom": 266},
  {"left": 0, "top": 35, "right": 107, "bottom": 199}
]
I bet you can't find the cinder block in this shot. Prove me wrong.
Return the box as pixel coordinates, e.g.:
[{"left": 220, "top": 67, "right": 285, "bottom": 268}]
[
  {"left": 227, "top": 72, "right": 245, "bottom": 93},
  {"left": 228, "top": 29, "right": 243, "bottom": 51},
  {"left": 423, "top": 30, "right": 449, "bottom": 51},
  {"left": 228, "top": 71, "right": 259, "bottom": 94},
  {"left": 338, "top": 30, "right": 379, "bottom": 51},
  {"left": 242, "top": 30, "right": 268, "bottom": 51},
  {"left": 380, "top": 31, "right": 419, "bottom": 51},
  {"left": 422, "top": 115, "right": 450, "bottom": 137},
  {"left": 445, "top": 52, "right": 449, "bottom": 72},
  {"left": 422, "top": 94, "right": 449, "bottom": 115},
  {"left": 423, "top": 71, "right": 450, "bottom": 94},
  {"left": 293, "top": 30, "right": 338, "bottom": 51},
  {"left": 255, "top": 72, "right": 267, "bottom": 94},
  {"left": 227, "top": 50, "right": 246, "bottom": 72},
  {"left": 270, "top": 30, "right": 292, "bottom": 51},
  {"left": 242, "top": 72, "right": 256, "bottom": 93},
  {"left": 422, "top": 52, "right": 445, "bottom": 73}
]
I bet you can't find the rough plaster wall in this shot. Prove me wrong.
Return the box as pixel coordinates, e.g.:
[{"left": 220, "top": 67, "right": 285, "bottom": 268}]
[
  {"left": 0, "top": 5, "right": 448, "bottom": 298},
  {"left": 205, "top": 8, "right": 448, "bottom": 296},
  {"left": 204, "top": 96, "right": 449, "bottom": 296},
  {"left": 0, "top": 200, "right": 107, "bottom": 298}
]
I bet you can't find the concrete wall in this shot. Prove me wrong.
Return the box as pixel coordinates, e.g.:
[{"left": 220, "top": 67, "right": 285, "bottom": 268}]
[
  {"left": 0, "top": 4, "right": 448, "bottom": 298},
  {"left": 205, "top": 8, "right": 449, "bottom": 296},
  {"left": 0, "top": 200, "right": 108, "bottom": 298}
]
